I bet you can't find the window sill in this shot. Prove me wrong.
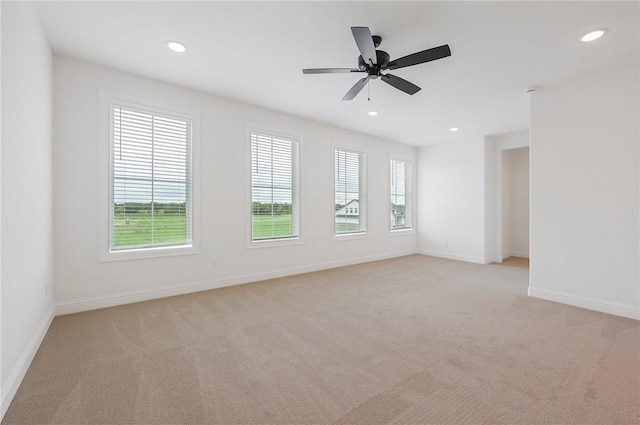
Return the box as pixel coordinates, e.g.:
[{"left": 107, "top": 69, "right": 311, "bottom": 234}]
[
  {"left": 100, "top": 244, "right": 198, "bottom": 262},
  {"left": 389, "top": 227, "right": 414, "bottom": 237},
  {"left": 249, "top": 237, "right": 302, "bottom": 249},
  {"left": 332, "top": 232, "right": 369, "bottom": 242}
]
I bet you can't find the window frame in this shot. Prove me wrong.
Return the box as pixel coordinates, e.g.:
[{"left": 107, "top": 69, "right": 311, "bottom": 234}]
[
  {"left": 389, "top": 155, "right": 414, "bottom": 235},
  {"left": 333, "top": 146, "right": 368, "bottom": 240},
  {"left": 98, "top": 91, "right": 200, "bottom": 261},
  {"left": 247, "top": 126, "right": 302, "bottom": 248}
]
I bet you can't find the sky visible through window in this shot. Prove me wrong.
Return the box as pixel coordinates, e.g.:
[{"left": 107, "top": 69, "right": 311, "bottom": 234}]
[
  {"left": 251, "top": 135, "right": 293, "bottom": 205},
  {"left": 334, "top": 149, "right": 360, "bottom": 207},
  {"left": 390, "top": 160, "right": 406, "bottom": 208},
  {"left": 112, "top": 107, "right": 189, "bottom": 205}
]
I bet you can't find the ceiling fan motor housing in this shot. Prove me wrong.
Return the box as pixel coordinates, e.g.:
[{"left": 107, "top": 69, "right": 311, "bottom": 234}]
[{"left": 358, "top": 50, "right": 390, "bottom": 74}]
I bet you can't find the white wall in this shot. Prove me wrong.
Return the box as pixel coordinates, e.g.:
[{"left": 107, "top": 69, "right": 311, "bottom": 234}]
[
  {"left": 529, "top": 64, "right": 639, "bottom": 320},
  {"left": 53, "top": 57, "right": 417, "bottom": 313},
  {"left": 417, "top": 140, "right": 486, "bottom": 263},
  {"left": 417, "top": 132, "right": 528, "bottom": 265},
  {"left": 1, "top": 1, "right": 55, "bottom": 418},
  {"left": 504, "top": 147, "right": 529, "bottom": 258}
]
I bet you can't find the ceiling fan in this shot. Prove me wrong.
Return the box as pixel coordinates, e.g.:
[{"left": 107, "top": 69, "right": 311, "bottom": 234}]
[{"left": 303, "top": 27, "right": 451, "bottom": 101}]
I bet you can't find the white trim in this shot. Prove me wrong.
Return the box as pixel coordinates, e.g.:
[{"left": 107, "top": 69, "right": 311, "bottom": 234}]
[
  {"left": 100, "top": 244, "right": 199, "bottom": 262},
  {"left": 332, "top": 145, "right": 368, "bottom": 239},
  {"left": 246, "top": 125, "right": 303, "bottom": 248},
  {"left": 528, "top": 287, "right": 640, "bottom": 320},
  {"left": 1, "top": 306, "right": 55, "bottom": 419},
  {"left": 503, "top": 250, "right": 530, "bottom": 259},
  {"left": 332, "top": 232, "right": 369, "bottom": 242},
  {"left": 418, "top": 249, "right": 486, "bottom": 264},
  {"left": 97, "top": 89, "right": 201, "bottom": 262},
  {"left": 389, "top": 228, "right": 415, "bottom": 237},
  {"left": 249, "top": 237, "right": 303, "bottom": 249},
  {"left": 388, "top": 155, "right": 414, "bottom": 234},
  {"left": 55, "top": 249, "right": 417, "bottom": 316}
]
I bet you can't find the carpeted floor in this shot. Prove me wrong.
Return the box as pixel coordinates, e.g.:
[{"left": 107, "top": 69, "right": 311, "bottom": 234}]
[{"left": 3, "top": 255, "right": 639, "bottom": 424}]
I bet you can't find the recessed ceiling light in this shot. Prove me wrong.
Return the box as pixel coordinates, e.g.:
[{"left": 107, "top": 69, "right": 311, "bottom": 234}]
[
  {"left": 449, "top": 127, "right": 459, "bottom": 132},
  {"left": 580, "top": 30, "right": 606, "bottom": 43},
  {"left": 166, "top": 41, "right": 187, "bottom": 53},
  {"left": 368, "top": 110, "right": 379, "bottom": 116}
]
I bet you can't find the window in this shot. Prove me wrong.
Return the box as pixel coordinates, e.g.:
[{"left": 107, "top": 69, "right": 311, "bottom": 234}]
[
  {"left": 251, "top": 131, "right": 300, "bottom": 241},
  {"left": 334, "top": 148, "right": 366, "bottom": 235},
  {"left": 390, "top": 158, "right": 412, "bottom": 230},
  {"left": 110, "top": 104, "right": 193, "bottom": 251}
]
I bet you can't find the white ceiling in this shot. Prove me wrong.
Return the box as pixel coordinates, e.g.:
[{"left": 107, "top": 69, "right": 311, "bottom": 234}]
[{"left": 35, "top": 1, "right": 639, "bottom": 146}]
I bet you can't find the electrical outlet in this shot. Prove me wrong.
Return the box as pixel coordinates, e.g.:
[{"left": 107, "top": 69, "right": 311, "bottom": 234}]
[
  {"left": 211, "top": 257, "right": 219, "bottom": 268},
  {"left": 444, "top": 240, "right": 449, "bottom": 247}
]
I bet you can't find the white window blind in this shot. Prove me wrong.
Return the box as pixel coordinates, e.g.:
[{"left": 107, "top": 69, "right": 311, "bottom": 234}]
[
  {"left": 390, "top": 159, "right": 412, "bottom": 230},
  {"left": 110, "top": 104, "right": 192, "bottom": 250},
  {"left": 334, "top": 148, "right": 366, "bottom": 235},
  {"left": 251, "top": 131, "right": 299, "bottom": 241}
]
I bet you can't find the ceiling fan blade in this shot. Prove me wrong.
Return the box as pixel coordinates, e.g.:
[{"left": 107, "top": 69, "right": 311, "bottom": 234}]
[
  {"left": 342, "top": 76, "right": 373, "bottom": 101},
  {"left": 381, "top": 74, "right": 421, "bottom": 95},
  {"left": 384, "top": 45, "right": 451, "bottom": 70},
  {"left": 303, "top": 68, "right": 362, "bottom": 74},
  {"left": 351, "top": 26, "right": 377, "bottom": 65}
]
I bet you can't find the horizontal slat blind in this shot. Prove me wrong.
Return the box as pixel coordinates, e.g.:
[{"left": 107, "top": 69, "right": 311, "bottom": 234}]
[
  {"left": 111, "top": 104, "right": 192, "bottom": 250},
  {"left": 251, "top": 131, "right": 299, "bottom": 240},
  {"left": 335, "top": 148, "right": 366, "bottom": 234},
  {"left": 390, "top": 159, "right": 411, "bottom": 230}
]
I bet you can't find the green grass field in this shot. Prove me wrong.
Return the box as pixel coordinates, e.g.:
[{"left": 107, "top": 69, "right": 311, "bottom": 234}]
[
  {"left": 114, "top": 213, "right": 360, "bottom": 247},
  {"left": 114, "top": 213, "right": 295, "bottom": 247},
  {"left": 113, "top": 213, "right": 186, "bottom": 247},
  {"left": 252, "top": 215, "right": 293, "bottom": 239}
]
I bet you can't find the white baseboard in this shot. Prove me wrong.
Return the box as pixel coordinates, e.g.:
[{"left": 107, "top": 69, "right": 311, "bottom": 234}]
[
  {"left": 56, "top": 250, "right": 417, "bottom": 315},
  {"left": 504, "top": 250, "right": 529, "bottom": 259},
  {"left": 1, "top": 305, "right": 55, "bottom": 420},
  {"left": 418, "top": 249, "right": 486, "bottom": 264},
  {"left": 528, "top": 287, "right": 640, "bottom": 320}
]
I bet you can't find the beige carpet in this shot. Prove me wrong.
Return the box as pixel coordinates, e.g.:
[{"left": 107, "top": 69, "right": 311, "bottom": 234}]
[{"left": 3, "top": 255, "right": 639, "bottom": 425}]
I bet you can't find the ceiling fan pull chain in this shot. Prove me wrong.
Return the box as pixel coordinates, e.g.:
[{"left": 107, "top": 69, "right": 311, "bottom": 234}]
[{"left": 368, "top": 81, "right": 370, "bottom": 101}]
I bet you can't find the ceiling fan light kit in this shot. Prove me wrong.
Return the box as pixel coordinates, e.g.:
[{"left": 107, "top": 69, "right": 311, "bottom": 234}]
[{"left": 303, "top": 26, "right": 451, "bottom": 101}]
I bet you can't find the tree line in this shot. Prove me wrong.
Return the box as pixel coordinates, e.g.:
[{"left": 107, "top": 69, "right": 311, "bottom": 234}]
[{"left": 114, "top": 202, "right": 185, "bottom": 215}]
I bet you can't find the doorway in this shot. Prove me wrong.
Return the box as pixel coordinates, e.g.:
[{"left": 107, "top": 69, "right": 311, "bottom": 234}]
[{"left": 500, "top": 147, "right": 530, "bottom": 261}]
